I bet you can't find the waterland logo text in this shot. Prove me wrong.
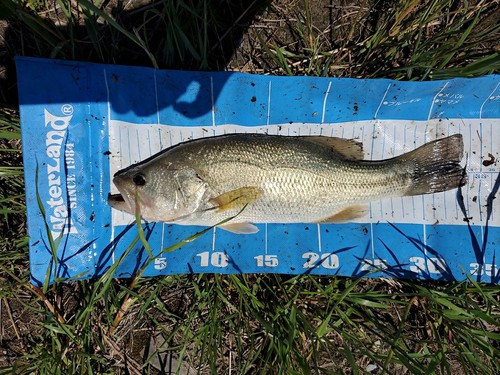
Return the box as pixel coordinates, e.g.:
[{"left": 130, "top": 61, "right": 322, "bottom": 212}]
[{"left": 44, "top": 108, "right": 78, "bottom": 238}]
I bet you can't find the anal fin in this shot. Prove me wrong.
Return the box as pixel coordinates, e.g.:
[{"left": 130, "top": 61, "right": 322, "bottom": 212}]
[{"left": 316, "top": 205, "right": 368, "bottom": 223}]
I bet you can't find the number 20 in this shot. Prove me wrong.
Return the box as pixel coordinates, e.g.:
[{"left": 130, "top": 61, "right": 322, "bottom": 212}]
[{"left": 302, "top": 252, "right": 339, "bottom": 269}]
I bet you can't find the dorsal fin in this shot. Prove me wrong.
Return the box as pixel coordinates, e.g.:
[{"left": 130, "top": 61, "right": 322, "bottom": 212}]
[{"left": 299, "top": 136, "right": 364, "bottom": 160}]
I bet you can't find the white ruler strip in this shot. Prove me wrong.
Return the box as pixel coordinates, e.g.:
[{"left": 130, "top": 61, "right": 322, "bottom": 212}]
[{"left": 109, "top": 119, "right": 499, "bottom": 229}]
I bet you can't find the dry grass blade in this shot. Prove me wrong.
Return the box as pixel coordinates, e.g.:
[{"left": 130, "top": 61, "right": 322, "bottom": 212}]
[
  {"left": 26, "top": 284, "right": 65, "bottom": 324},
  {"left": 1, "top": 297, "right": 23, "bottom": 346}
]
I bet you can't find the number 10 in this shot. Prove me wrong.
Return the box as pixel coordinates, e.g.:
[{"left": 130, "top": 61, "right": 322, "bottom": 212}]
[{"left": 196, "top": 251, "right": 229, "bottom": 267}]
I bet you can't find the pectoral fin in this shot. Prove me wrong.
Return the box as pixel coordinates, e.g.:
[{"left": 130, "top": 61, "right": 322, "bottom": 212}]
[
  {"left": 317, "top": 205, "right": 368, "bottom": 223},
  {"left": 218, "top": 222, "right": 259, "bottom": 234},
  {"left": 210, "top": 186, "right": 263, "bottom": 212}
]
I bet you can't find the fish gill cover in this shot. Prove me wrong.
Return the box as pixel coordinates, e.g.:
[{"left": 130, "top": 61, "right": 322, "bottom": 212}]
[{"left": 16, "top": 57, "right": 500, "bottom": 285}]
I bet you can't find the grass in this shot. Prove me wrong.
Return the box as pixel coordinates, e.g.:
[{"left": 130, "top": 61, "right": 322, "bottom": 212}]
[{"left": 0, "top": 0, "right": 499, "bottom": 373}]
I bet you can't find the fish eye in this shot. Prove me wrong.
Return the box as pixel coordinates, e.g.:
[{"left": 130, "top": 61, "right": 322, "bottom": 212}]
[{"left": 133, "top": 173, "right": 147, "bottom": 186}]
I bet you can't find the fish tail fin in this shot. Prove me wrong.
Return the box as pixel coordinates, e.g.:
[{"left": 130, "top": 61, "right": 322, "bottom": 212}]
[{"left": 403, "top": 134, "right": 467, "bottom": 196}]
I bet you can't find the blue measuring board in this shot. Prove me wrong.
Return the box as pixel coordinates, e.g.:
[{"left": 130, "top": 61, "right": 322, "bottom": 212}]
[{"left": 16, "top": 57, "right": 500, "bottom": 285}]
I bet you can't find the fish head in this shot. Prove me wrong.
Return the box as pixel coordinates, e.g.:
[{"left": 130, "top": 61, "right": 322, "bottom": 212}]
[{"left": 108, "top": 163, "right": 205, "bottom": 222}]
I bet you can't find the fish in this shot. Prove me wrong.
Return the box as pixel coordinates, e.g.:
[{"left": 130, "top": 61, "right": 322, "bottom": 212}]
[{"left": 108, "top": 133, "right": 467, "bottom": 234}]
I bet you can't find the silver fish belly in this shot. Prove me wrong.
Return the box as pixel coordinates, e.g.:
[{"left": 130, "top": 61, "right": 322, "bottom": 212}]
[{"left": 108, "top": 133, "right": 466, "bottom": 234}]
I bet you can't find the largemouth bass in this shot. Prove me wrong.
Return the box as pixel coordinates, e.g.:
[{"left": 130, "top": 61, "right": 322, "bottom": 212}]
[{"left": 108, "top": 133, "right": 466, "bottom": 234}]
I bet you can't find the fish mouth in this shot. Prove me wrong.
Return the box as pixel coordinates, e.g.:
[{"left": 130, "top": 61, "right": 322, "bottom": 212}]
[
  {"left": 108, "top": 184, "right": 154, "bottom": 217},
  {"left": 108, "top": 174, "right": 138, "bottom": 215},
  {"left": 108, "top": 192, "right": 125, "bottom": 204},
  {"left": 109, "top": 174, "right": 158, "bottom": 218},
  {"left": 107, "top": 190, "right": 136, "bottom": 215}
]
